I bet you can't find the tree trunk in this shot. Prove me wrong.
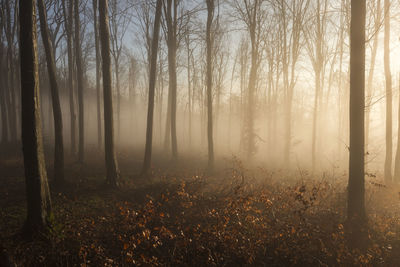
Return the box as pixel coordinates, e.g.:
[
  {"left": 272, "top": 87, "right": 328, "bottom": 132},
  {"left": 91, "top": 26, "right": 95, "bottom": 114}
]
[
  {"left": 99, "top": 0, "right": 120, "bottom": 187},
  {"left": 62, "top": 0, "right": 77, "bottom": 155},
  {"left": 74, "top": 0, "right": 85, "bottom": 163},
  {"left": 384, "top": 0, "right": 392, "bottom": 182},
  {"left": 93, "top": 0, "right": 102, "bottom": 150},
  {"left": 5, "top": 0, "right": 18, "bottom": 144},
  {"left": 348, "top": 0, "right": 366, "bottom": 221},
  {"left": 0, "top": 43, "right": 9, "bottom": 146},
  {"left": 165, "top": 0, "right": 178, "bottom": 160},
  {"left": 115, "top": 61, "right": 121, "bottom": 143},
  {"left": 365, "top": 0, "right": 381, "bottom": 171},
  {"left": 394, "top": 73, "right": 400, "bottom": 181},
  {"left": 206, "top": 0, "right": 214, "bottom": 170},
  {"left": 142, "top": 0, "right": 162, "bottom": 176},
  {"left": 19, "top": 0, "right": 52, "bottom": 235},
  {"left": 37, "top": 0, "right": 65, "bottom": 183}
]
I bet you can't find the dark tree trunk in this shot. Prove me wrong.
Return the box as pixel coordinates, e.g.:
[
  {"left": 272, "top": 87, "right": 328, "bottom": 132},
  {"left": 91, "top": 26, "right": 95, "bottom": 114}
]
[
  {"left": 142, "top": 0, "right": 162, "bottom": 176},
  {"left": 37, "top": 0, "right": 65, "bottom": 183},
  {"left": 99, "top": 0, "right": 120, "bottom": 187},
  {"left": 0, "top": 43, "right": 9, "bottom": 146},
  {"left": 74, "top": 0, "right": 85, "bottom": 163},
  {"left": 5, "top": 0, "right": 18, "bottom": 144},
  {"left": 19, "top": 0, "right": 52, "bottom": 235},
  {"left": 93, "top": 0, "right": 102, "bottom": 150},
  {"left": 206, "top": 0, "right": 214, "bottom": 170},
  {"left": 62, "top": 0, "right": 77, "bottom": 155},
  {"left": 165, "top": 0, "right": 178, "bottom": 160},
  {"left": 348, "top": 0, "right": 366, "bottom": 221}
]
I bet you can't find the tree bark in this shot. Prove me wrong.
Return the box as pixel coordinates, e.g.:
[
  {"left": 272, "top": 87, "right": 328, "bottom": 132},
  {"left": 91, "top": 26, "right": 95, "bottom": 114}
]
[
  {"left": 74, "top": 0, "right": 85, "bottom": 163},
  {"left": 142, "top": 0, "right": 162, "bottom": 176},
  {"left": 206, "top": 0, "right": 214, "bottom": 170},
  {"left": 348, "top": 0, "right": 366, "bottom": 221},
  {"left": 99, "top": 0, "right": 120, "bottom": 187},
  {"left": 37, "top": 0, "right": 65, "bottom": 183},
  {"left": 19, "top": 0, "right": 52, "bottom": 235},
  {"left": 384, "top": 0, "right": 392, "bottom": 182},
  {"left": 62, "top": 0, "right": 77, "bottom": 155},
  {"left": 365, "top": 0, "right": 381, "bottom": 171},
  {"left": 0, "top": 41, "right": 9, "bottom": 146},
  {"left": 93, "top": 0, "right": 102, "bottom": 150},
  {"left": 165, "top": 0, "right": 178, "bottom": 160}
]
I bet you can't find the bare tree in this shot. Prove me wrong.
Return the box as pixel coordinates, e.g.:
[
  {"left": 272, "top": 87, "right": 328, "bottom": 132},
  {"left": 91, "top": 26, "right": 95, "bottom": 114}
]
[
  {"left": 3, "top": 0, "right": 18, "bottom": 144},
  {"left": 0, "top": 9, "right": 8, "bottom": 147},
  {"left": 383, "top": 0, "right": 392, "bottom": 182},
  {"left": 74, "top": 0, "right": 85, "bottom": 163},
  {"left": 109, "top": 0, "right": 130, "bottom": 142},
  {"left": 206, "top": 0, "right": 214, "bottom": 170},
  {"left": 61, "top": 0, "right": 76, "bottom": 155},
  {"left": 303, "top": 0, "right": 329, "bottom": 172},
  {"left": 142, "top": 0, "right": 162, "bottom": 176},
  {"left": 37, "top": 0, "right": 64, "bottom": 183},
  {"left": 162, "top": 0, "right": 191, "bottom": 160},
  {"left": 93, "top": 0, "right": 102, "bottom": 150},
  {"left": 275, "top": 0, "right": 309, "bottom": 166},
  {"left": 99, "top": 0, "right": 120, "bottom": 187},
  {"left": 19, "top": 0, "right": 52, "bottom": 235},
  {"left": 365, "top": 0, "right": 381, "bottom": 170},
  {"left": 348, "top": 0, "right": 366, "bottom": 222}
]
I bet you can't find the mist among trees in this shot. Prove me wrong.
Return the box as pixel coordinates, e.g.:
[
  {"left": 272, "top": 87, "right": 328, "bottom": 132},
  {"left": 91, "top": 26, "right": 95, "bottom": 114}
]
[{"left": 2, "top": 0, "right": 400, "bottom": 265}]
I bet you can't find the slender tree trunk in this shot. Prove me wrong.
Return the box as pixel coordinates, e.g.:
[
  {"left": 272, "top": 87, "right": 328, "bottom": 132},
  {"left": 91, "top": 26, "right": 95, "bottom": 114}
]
[
  {"left": 394, "top": 73, "right": 400, "bottom": 181},
  {"left": 74, "top": 0, "right": 85, "bottom": 163},
  {"left": 163, "top": 87, "right": 171, "bottom": 151},
  {"left": 206, "top": 0, "right": 214, "bottom": 170},
  {"left": 142, "top": 0, "right": 162, "bottom": 176},
  {"left": 115, "top": 61, "right": 121, "bottom": 143},
  {"left": 312, "top": 67, "right": 320, "bottom": 173},
  {"left": 4, "top": 0, "right": 18, "bottom": 145},
  {"left": 366, "top": 0, "right": 381, "bottom": 171},
  {"left": 62, "top": 0, "right": 76, "bottom": 155},
  {"left": 348, "top": 0, "right": 366, "bottom": 221},
  {"left": 0, "top": 44, "right": 9, "bottom": 146},
  {"left": 165, "top": 0, "right": 178, "bottom": 160},
  {"left": 99, "top": 0, "right": 120, "bottom": 187},
  {"left": 384, "top": 0, "right": 392, "bottom": 182},
  {"left": 19, "top": 0, "right": 52, "bottom": 235},
  {"left": 93, "top": 0, "right": 102, "bottom": 150},
  {"left": 186, "top": 35, "right": 192, "bottom": 148},
  {"left": 37, "top": 0, "right": 65, "bottom": 183}
]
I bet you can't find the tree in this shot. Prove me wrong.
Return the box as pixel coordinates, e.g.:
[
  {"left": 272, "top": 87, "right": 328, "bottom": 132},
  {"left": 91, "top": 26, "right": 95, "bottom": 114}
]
[
  {"left": 383, "top": 0, "right": 393, "bottom": 182},
  {"left": 303, "top": 0, "right": 329, "bottom": 172},
  {"left": 383, "top": 0, "right": 392, "bottom": 182},
  {"left": 109, "top": 0, "right": 130, "bottom": 142},
  {"left": 162, "top": 0, "right": 190, "bottom": 160},
  {"left": 0, "top": 9, "right": 9, "bottom": 147},
  {"left": 37, "top": 0, "right": 64, "bottom": 183},
  {"left": 365, "top": 0, "right": 381, "bottom": 171},
  {"left": 3, "top": 0, "right": 18, "bottom": 145},
  {"left": 230, "top": 0, "right": 265, "bottom": 160},
  {"left": 74, "top": 0, "right": 85, "bottom": 163},
  {"left": 99, "top": 0, "right": 120, "bottom": 187},
  {"left": 61, "top": 0, "right": 76, "bottom": 155},
  {"left": 142, "top": 0, "right": 162, "bottom": 176},
  {"left": 19, "top": 0, "right": 52, "bottom": 234},
  {"left": 275, "top": 0, "right": 309, "bottom": 166},
  {"left": 348, "top": 0, "right": 366, "bottom": 222},
  {"left": 93, "top": 0, "right": 102, "bottom": 150},
  {"left": 206, "top": 0, "right": 214, "bottom": 170}
]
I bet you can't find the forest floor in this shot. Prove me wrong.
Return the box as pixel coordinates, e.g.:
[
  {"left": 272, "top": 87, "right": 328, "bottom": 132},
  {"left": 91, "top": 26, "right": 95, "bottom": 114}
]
[{"left": 1, "top": 148, "right": 400, "bottom": 266}]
